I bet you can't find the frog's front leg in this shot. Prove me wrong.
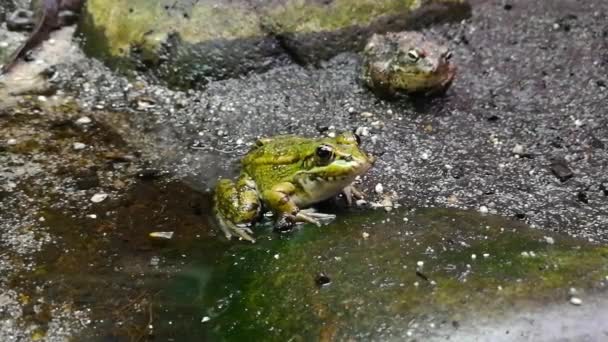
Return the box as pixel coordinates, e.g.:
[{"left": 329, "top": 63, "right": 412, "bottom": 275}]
[
  {"left": 263, "top": 182, "right": 335, "bottom": 228},
  {"left": 213, "top": 174, "right": 261, "bottom": 243},
  {"left": 342, "top": 184, "right": 366, "bottom": 205}
]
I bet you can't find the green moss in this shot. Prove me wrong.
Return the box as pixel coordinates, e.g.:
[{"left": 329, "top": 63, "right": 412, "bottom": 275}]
[
  {"left": 190, "top": 208, "right": 608, "bottom": 340},
  {"left": 264, "top": 0, "right": 422, "bottom": 33},
  {"left": 83, "top": 0, "right": 262, "bottom": 58}
]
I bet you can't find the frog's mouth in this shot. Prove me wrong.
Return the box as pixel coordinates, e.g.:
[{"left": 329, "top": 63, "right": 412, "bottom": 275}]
[{"left": 295, "top": 157, "right": 373, "bottom": 206}]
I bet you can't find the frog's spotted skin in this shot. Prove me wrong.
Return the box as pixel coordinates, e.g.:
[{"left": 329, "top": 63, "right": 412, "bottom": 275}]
[
  {"left": 362, "top": 31, "right": 456, "bottom": 97},
  {"left": 213, "top": 132, "right": 375, "bottom": 243}
]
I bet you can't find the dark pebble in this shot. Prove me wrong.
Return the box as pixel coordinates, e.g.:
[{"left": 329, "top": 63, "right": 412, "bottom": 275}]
[
  {"left": 576, "top": 191, "right": 589, "bottom": 204},
  {"left": 6, "top": 9, "right": 34, "bottom": 31},
  {"left": 515, "top": 213, "right": 526, "bottom": 220},
  {"left": 315, "top": 272, "right": 331, "bottom": 287},
  {"left": 549, "top": 159, "right": 573, "bottom": 182},
  {"left": 136, "top": 168, "right": 163, "bottom": 180},
  {"left": 75, "top": 172, "right": 100, "bottom": 190},
  {"left": 600, "top": 182, "right": 608, "bottom": 196},
  {"left": 597, "top": 80, "right": 606, "bottom": 88},
  {"left": 450, "top": 166, "right": 465, "bottom": 179},
  {"left": 58, "top": 10, "right": 79, "bottom": 26},
  {"left": 487, "top": 114, "right": 500, "bottom": 122},
  {"left": 590, "top": 136, "right": 605, "bottom": 149},
  {"left": 503, "top": 3, "right": 512, "bottom": 10}
]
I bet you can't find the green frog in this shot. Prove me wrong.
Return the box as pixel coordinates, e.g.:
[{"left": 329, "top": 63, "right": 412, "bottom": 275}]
[
  {"left": 361, "top": 31, "right": 456, "bottom": 98},
  {"left": 213, "top": 132, "right": 375, "bottom": 243}
]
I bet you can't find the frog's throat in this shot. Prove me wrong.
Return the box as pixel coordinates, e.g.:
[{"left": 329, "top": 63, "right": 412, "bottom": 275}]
[{"left": 293, "top": 161, "right": 371, "bottom": 207}]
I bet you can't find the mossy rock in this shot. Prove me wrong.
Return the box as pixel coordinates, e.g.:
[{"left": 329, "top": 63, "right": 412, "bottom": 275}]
[
  {"left": 77, "top": 0, "right": 471, "bottom": 89},
  {"left": 158, "top": 207, "right": 608, "bottom": 340}
]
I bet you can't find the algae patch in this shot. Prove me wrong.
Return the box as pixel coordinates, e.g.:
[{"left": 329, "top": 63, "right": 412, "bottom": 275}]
[{"left": 170, "top": 207, "right": 608, "bottom": 341}]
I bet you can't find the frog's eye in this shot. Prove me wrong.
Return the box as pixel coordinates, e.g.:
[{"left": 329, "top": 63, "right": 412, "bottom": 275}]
[
  {"left": 407, "top": 49, "right": 420, "bottom": 62},
  {"left": 316, "top": 144, "right": 334, "bottom": 164}
]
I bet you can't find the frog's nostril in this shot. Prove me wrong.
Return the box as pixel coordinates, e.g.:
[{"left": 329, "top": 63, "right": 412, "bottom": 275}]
[{"left": 344, "top": 155, "right": 353, "bottom": 162}]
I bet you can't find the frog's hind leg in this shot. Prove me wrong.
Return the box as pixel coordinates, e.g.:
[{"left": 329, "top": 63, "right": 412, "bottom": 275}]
[{"left": 213, "top": 175, "right": 261, "bottom": 243}]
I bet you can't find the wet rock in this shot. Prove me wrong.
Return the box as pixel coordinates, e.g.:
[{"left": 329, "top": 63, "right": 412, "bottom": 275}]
[
  {"left": 550, "top": 159, "right": 574, "bottom": 182},
  {"left": 79, "top": 0, "right": 471, "bottom": 89}
]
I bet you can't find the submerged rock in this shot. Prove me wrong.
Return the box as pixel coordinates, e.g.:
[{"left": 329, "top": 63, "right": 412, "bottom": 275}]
[{"left": 78, "top": 0, "right": 471, "bottom": 89}]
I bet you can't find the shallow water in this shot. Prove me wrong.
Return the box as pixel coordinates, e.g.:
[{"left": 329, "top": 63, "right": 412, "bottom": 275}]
[{"left": 13, "top": 178, "right": 605, "bottom": 341}]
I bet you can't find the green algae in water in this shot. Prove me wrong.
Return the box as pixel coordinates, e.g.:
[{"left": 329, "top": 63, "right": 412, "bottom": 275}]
[{"left": 161, "top": 208, "right": 608, "bottom": 341}]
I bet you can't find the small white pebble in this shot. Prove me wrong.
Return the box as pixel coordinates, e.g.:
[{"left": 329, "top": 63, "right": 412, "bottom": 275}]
[
  {"left": 471, "top": 254, "right": 477, "bottom": 260},
  {"left": 497, "top": 285, "right": 503, "bottom": 291},
  {"left": 355, "top": 199, "right": 367, "bottom": 206},
  {"left": 403, "top": 217, "right": 409, "bottom": 222},
  {"left": 362, "top": 232, "right": 370, "bottom": 239},
  {"left": 355, "top": 126, "right": 370, "bottom": 137},
  {"left": 90, "top": 193, "right": 108, "bottom": 203},
  {"left": 360, "top": 111, "right": 374, "bottom": 118},
  {"left": 483, "top": 253, "right": 490, "bottom": 258},
  {"left": 574, "top": 119, "right": 583, "bottom": 127},
  {"left": 414, "top": 282, "right": 419, "bottom": 287},
  {"left": 420, "top": 152, "right": 430, "bottom": 160},
  {"left": 569, "top": 287, "right": 577, "bottom": 295},
  {"left": 479, "top": 206, "right": 489, "bottom": 214},
  {"left": 236, "top": 138, "right": 244, "bottom": 145},
  {"left": 201, "top": 316, "right": 210, "bottom": 323},
  {"left": 416, "top": 261, "right": 424, "bottom": 267},
  {"left": 274, "top": 254, "right": 280, "bottom": 260},
  {"left": 39, "top": 217, "right": 45, "bottom": 222},
  {"left": 521, "top": 251, "right": 530, "bottom": 258},
  {"left": 86, "top": 214, "right": 97, "bottom": 219},
  {"left": 75, "top": 116, "right": 92, "bottom": 125},
  {"left": 370, "top": 120, "right": 384, "bottom": 129},
  {"left": 149, "top": 231, "right": 174, "bottom": 239},
  {"left": 37, "top": 96, "right": 47, "bottom": 102},
  {"left": 0, "top": 42, "right": 8, "bottom": 48},
  {"left": 544, "top": 236, "right": 555, "bottom": 245},
  {"left": 569, "top": 297, "right": 582, "bottom": 306},
  {"left": 375, "top": 183, "right": 384, "bottom": 194},
  {"left": 529, "top": 251, "right": 536, "bottom": 257},
  {"left": 7, "top": 138, "right": 17, "bottom": 145},
  {"left": 347, "top": 107, "right": 355, "bottom": 114},
  {"left": 73, "top": 142, "right": 86, "bottom": 150},
  {"left": 512, "top": 144, "right": 525, "bottom": 155}
]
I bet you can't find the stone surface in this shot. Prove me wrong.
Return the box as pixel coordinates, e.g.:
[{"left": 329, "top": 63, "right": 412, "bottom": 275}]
[{"left": 78, "top": 0, "right": 471, "bottom": 88}]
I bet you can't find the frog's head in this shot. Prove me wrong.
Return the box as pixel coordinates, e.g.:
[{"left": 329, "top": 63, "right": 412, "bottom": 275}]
[
  {"left": 390, "top": 32, "right": 455, "bottom": 94},
  {"left": 296, "top": 132, "right": 375, "bottom": 198}
]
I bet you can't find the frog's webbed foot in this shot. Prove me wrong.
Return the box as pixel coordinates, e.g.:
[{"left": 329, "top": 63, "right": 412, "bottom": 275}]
[
  {"left": 295, "top": 208, "right": 336, "bottom": 226},
  {"left": 342, "top": 184, "right": 366, "bottom": 205},
  {"left": 216, "top": 214, "right": 256, "bottom": 243},
  {"left": 213, "top": 175, "right": 261, "bottom": 243}
]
